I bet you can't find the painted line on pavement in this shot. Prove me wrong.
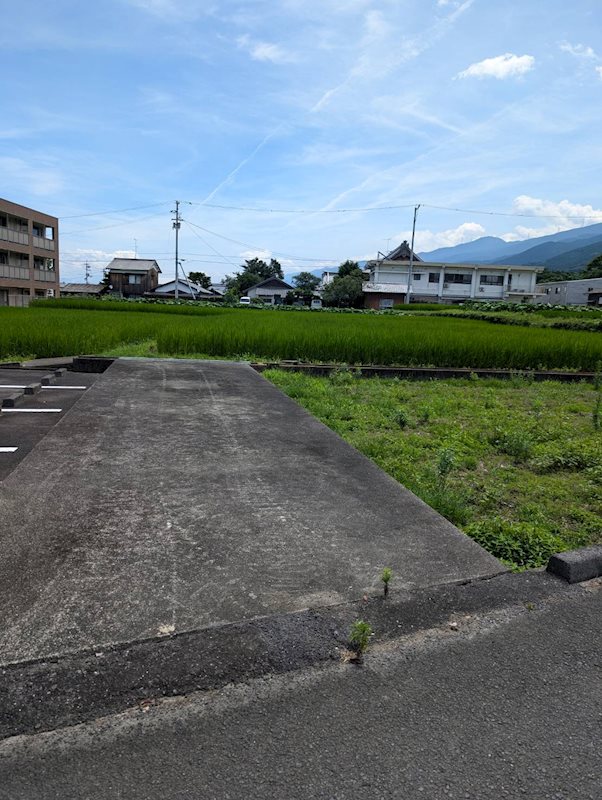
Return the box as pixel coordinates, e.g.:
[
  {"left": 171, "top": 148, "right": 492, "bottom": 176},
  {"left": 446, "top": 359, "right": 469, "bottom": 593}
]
[
  {"left": 1, "top": 408, "right": 63, "bottom": 413},
  {"left": 0, "top": 385, "right": 86, "bottom": 390},
  {"left": 0, "top": 447, "right": 18, "bottom": 453},
  {"left": 42, "top": 386, "right": 87, "bottom": 390}
]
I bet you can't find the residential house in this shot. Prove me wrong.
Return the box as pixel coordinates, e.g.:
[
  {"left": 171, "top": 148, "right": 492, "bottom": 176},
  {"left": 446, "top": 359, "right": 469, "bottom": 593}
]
[
  {"left": 105, "top": 258, "right": 160, "bottom": 297},
  {"left": 246, "top": 277, "right": 293, "bottom": 305},
  {"left": 61, "top": 283, "right": 105, "bottom": 297},
  {"left": 0, "top": 198, "right": 59, "bottom": 307},
  {"left": 534, "top": 277, "right": 602, "bottom": 306},
  {"left": 364, "top": 240, "right": 543, "bottom": 309},
  {"left": 151, "top": 279, "right": 219, "bottom": 300}
]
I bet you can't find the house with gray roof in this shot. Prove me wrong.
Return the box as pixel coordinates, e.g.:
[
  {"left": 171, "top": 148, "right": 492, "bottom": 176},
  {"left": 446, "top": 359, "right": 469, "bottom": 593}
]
[{"left": 105, "top": 258, "right": 161, "bottom": 297}]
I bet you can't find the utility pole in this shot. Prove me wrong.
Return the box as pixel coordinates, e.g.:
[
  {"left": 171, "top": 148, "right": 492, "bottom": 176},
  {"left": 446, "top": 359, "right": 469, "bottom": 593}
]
[
  {"left": 172, "top": 201, "right": 181, "bottom": 300},
  {"left": 405, "top": 204, "right": 420, "bottom": 305},
  {"left": 84, "top": 261, "right": 91, "bottom": 285}
]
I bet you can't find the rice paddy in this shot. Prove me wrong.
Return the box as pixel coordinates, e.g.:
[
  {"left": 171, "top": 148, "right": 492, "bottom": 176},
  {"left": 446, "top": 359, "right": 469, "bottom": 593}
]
[{"left": 1, "top": 303, "right": 602, "bottom": 370}]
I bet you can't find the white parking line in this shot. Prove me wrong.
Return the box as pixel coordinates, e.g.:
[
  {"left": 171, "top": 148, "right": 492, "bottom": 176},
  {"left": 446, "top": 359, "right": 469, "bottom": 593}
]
[
  {"left": 2, "top": 408, "right": 62, "bottom": 413},
  {"left": 0, "top": 447, "right": 18, "bottom": 453},
  {"left": 0, "top": 385, "right": 86, "bottom": 390}
]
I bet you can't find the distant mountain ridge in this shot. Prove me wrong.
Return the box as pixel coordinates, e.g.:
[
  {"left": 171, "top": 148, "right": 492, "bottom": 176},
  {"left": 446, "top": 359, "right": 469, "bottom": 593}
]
[{"left": 419, "top": 222, "right": 602, "bottom": 273}]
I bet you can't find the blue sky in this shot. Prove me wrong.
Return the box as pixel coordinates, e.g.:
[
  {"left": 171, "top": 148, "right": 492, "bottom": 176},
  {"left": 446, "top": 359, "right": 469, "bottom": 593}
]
[{"left": 2, "top": 0, "right": 602, "bottom": 283}]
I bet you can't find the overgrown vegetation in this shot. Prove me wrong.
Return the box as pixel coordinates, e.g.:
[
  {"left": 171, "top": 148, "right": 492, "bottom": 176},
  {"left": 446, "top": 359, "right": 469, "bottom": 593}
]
[{"left": 266, "top": 371, "right": 602, "bottom": 570}]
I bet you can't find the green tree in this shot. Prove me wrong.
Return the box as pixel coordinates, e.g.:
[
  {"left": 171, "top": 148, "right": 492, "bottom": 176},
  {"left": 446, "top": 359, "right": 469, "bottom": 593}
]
[
  {"left": 322, "top": 275, "right": 364, "bottom": 307},
  {"left": 582, "top": 254, "right": 602, "bottom": 279},
  {"left": 289, "top": 272, "right": 320, "bottom": 300},
  {"left": 187, "top": 271, "right": 212, "bottom": 289},
  {"left": 322, "top": 261, "right": 366, "bottom": 308},
  {"left": 338, "top": 260, "right": 364, "bottom": 279},
  {"left": 225, "top": 258, "right": 284, "bottom": 297}
]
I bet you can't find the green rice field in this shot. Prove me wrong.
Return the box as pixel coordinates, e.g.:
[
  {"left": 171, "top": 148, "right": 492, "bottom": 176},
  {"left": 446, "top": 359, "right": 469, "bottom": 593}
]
[{"left": 1, "top": 303, "right": 602, "bottom": 370}]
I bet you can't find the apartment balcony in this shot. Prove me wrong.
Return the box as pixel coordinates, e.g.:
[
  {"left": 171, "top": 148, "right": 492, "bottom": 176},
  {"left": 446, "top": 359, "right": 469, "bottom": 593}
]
[
  {"left": 0, "top": 226, "right": 29, "bottom": 246},
  {"left": 34, "top": 269, "right": 57, "bottom": 282},
  {"left": 0, "top": 264, "right": 30, "bottom": 281},
  {"left": 32, "top": 234, "right": 55, "bottom": 251}
]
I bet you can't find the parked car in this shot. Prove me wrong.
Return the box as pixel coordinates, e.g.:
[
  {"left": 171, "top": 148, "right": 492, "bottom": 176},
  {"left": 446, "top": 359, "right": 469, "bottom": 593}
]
[{"left": 239, "top": 296, "right": 251, "bottom": 305}]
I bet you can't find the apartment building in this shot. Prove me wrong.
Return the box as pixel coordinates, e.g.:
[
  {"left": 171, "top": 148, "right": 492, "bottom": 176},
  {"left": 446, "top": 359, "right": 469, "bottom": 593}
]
[
  {"left": 363, "top": 240, "right": 543, "bottom": 309},
  {"left": 0, "top": 198, "right": 59, "bottom": 307}
]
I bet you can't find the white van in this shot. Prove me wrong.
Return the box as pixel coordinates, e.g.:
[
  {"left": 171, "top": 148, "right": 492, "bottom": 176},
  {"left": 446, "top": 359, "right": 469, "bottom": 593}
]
[{"left": 239, "top": 296, "right": 251, "bottom": 305}]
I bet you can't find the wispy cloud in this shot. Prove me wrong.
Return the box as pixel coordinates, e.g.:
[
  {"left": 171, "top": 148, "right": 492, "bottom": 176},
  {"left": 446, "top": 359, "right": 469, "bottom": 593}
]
[
  {"left": 311, "top": 0, "right": 475, "bottom": 114},
  {"left": 457, "top": 53, "right": 535, "bottom": 80},
  {"left": 0, "top": 157, "right": 64, "bottom": 196},
  {"left": 597, "top": 66, "right": 602, "bottom": 80},
  {"left": 559, "top": 42, "right": 598, "bottom": 60},
  {"left": 201, "top": 124, "right": 288, "bottom": 204},
  {"left": 236, "top": 34, "right": 297, "bottom": 64}
]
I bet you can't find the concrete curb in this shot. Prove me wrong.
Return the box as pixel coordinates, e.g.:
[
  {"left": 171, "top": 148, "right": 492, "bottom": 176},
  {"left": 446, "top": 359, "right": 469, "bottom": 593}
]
[
  {"left": 0, "top": 571, "right": 586, "bottom": 740},
  {"left": 252, "top": 363, "right": 598, "bottom": 383},
  {"left": 547, "top": 546, "right": 602, "bottom": 583}
]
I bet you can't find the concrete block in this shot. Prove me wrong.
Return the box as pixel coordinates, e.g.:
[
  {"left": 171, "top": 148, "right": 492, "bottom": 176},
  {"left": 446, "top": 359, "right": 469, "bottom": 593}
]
[
  {"left": 1, "top": 393, "right": 23, "bottom": 409},
  {"left": 39, "top": 374, "right": 54, "bottom": 386},
  {"left": 547, "top": 546, "right": 602, "bottom": 584},
  {"left": 24, "top": 383, "right": 41, "bottom": 395}
]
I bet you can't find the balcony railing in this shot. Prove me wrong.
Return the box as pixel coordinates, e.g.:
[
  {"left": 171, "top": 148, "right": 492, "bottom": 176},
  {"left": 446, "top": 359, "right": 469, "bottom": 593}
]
[
  {"left": 32, "top": 235, "right": 55, "bottom": 251},
  {"left": 0, "top": 264, "right": 30, "bottom": 280},
  {"left": 0, "top": 226, "right": 29, "bottom": 246},
  {"left": 33, "top": 269, "right": 57, "bottom": 282}
]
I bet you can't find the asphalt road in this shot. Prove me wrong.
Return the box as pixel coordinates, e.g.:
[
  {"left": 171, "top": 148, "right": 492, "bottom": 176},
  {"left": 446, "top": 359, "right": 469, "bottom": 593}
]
[
  {"left": 1, "top": 582, "right": 599, "bottom": 800},
  {"left": 0, "top": 358, "right": 501, "bottom": 665}
]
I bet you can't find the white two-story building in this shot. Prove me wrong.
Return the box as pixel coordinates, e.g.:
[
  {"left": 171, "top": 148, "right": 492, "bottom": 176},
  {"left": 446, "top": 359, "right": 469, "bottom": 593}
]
[{"left": 364, "top": 241, "right": 543, "bottom": 309}]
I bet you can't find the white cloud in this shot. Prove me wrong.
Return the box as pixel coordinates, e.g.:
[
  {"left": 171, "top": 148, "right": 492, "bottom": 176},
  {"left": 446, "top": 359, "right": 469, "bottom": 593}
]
[
  {"left": 457, "top": 53, "right": 535, "bottom": 80},
  {"left": 236, "top": 35, "right": 296, "bottom": 64},
  {"left": 239, "top": 249, "right": 272, "bottom": 262},
  {"left": 391, "top": 222, "right": 486, "bottom": 252},
  {"left": 559, "top": 42, "right": 598, "bottom": 60},
  {"left": 501, "top": 195, "right": 602, "bottom": 241},
  {"left": 597, "top": 66, "right": 602, "bottom": 80}
]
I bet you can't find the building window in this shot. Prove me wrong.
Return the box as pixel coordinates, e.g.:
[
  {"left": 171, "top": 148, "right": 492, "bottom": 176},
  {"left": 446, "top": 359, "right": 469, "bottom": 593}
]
[
  {"left": 428, "top": 272, "right": 440, "bottom": 283},
  {"left": 413, "top": 273, "right": 422, "bottom": 281},
  {"left": 479, "top": 274, "right": 504, "bottom": 286},
  {"left": 555, "top": 287, "right": 560, "bottom": 294},
  {"left": 128, "top": 274, "right": 142, "bottom": 284},
  {"left": 508, "top": 273, "right": 512, "bottom": 285},
  {"left": 379, "top": 298, "right": 394, "bottom": 309},
  {"left": 444, "top": 273, "right": 472, "bottom": 285}
]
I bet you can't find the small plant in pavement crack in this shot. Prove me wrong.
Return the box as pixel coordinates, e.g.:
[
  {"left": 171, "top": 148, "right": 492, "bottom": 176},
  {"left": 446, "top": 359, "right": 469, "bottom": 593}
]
[
  {"left": 380, "top": 567, "right": 392, "bottom": 597},
  {"left": 349, "top": 620, "right": 373, "bottom": 662}
]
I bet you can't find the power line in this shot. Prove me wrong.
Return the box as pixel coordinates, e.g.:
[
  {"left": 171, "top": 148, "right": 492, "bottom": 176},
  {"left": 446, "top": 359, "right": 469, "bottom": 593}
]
[
  {"left": 188, "top": 199, "right": 602, "bottom": 221},
  {"left": 60, "top": 202, "right": 171, "bottom": 220},
  {"left": 183, "top": 219, "right": 339, "bottom": 263},
  {"left": 61, "top": 211, "right": 169, "bottom": 237},
  {"left": 183, "top": 221, "right": 242, "bottom": 271}
]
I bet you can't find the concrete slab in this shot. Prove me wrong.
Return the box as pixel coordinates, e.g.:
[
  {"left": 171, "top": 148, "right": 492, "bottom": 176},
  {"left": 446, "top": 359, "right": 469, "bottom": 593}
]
[{"left": 0, "top": 359, "right": 502, "bottom": 665}]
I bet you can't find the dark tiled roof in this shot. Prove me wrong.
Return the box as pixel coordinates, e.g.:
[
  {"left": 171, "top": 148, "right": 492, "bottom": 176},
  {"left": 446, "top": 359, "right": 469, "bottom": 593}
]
[
  {"left": 248, "top": 277, "right": 294, "bottom": 291},
  {"left": 107, "top": 258, "right": 161, "bottom": 274},
  {"left": 386, "top": 240, "right": 423, "bottom": 262},
  {"left": 61, "top": 283, "right": 104, "bottom": 294}
]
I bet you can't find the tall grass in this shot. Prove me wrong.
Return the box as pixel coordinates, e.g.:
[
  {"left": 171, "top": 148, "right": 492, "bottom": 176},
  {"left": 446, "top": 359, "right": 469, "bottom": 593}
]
[{"left": 2, "top": 306, "right": 602, "bottom": 369}]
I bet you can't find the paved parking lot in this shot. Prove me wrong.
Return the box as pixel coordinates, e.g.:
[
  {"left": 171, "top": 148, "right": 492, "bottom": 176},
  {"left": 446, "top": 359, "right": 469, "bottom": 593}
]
[
  {"left": 0, "top": 358, "right": 502, "bottom": 666},
  {"left": 0, "top": 368, "right": 98, "bottom": 480}
]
